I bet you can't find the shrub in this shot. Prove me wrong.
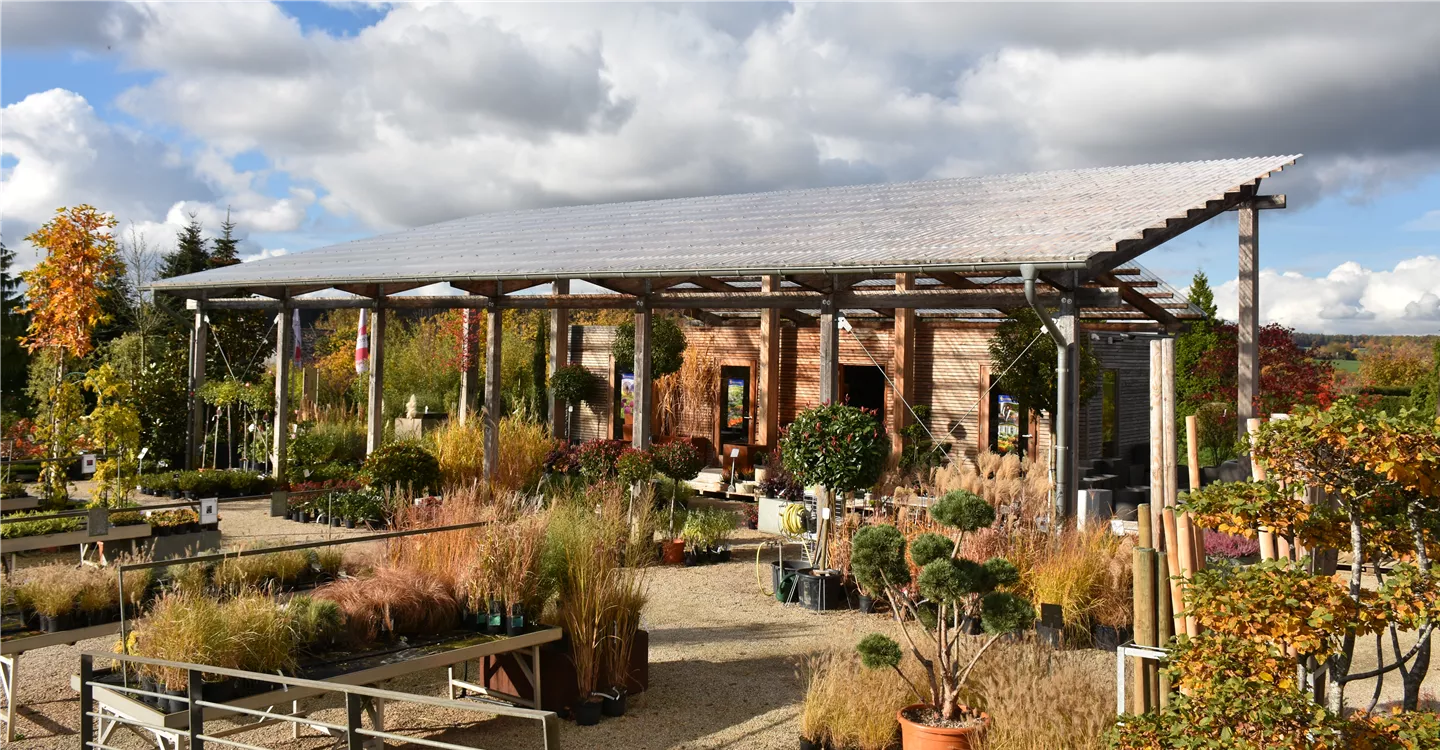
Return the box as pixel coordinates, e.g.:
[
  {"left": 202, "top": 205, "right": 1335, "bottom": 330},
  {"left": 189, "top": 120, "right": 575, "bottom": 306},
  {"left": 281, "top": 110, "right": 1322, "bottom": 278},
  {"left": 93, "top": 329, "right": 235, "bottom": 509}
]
[
  {"left": 574, "top": 439, "right": 627, "bottom": 481},
  {"left": 1201, "top": 529, "right": 1260, "bottom": 560},
  {"left": 549, "top": 364, "right": 599, "bottom": 405},
  {"left": 362, "top": 441, "right": 441, "bottom": 493},
  {"left": 615, "top": 448, "right": 655, "bottom": 487},
  {"left": 781, "top": 403, "right": 887, "bottom": 494}
]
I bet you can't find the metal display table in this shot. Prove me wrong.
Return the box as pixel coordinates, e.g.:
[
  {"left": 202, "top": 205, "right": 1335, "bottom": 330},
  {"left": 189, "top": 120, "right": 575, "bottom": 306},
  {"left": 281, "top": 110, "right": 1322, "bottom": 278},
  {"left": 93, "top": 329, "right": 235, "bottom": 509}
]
[
  {"left": 73, "top": 627, "right": 562, "bottom": 749},
  {"left": 1, "top": 621, "right": 125, "bottom": 741}
]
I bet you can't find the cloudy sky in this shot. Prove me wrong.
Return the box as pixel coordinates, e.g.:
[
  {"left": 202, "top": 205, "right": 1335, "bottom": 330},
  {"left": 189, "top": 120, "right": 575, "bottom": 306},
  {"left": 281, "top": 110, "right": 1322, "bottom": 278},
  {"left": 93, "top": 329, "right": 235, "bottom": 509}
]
[{"left": 3, "top": 1, "right": 1438, "bottom": 334}]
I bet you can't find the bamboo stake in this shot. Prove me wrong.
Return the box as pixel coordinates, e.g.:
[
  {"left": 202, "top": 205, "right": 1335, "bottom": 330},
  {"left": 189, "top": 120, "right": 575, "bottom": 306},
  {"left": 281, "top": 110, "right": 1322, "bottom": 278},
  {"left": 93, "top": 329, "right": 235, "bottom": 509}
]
[
  {"left": 1156, "top": 552, "right": 1173, "bottom": 707},
  {"left": 1133, "top": 547, "right": 1158, "bottom": 714},
  {"left": 1181, "top": 413, "right": 1203, "bottom": 633},
  {"left": 1163, "top": 507, "right": 1186, "bottom": 635},
  {"left": 1137, "top": 503, "right": 1153, "bottom": 550}
]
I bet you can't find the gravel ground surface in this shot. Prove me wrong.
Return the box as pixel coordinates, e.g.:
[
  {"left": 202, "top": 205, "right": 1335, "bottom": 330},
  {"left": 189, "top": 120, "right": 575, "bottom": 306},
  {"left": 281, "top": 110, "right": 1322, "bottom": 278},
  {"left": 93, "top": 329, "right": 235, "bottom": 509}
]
[{"left": 3, "top": 492, "right": 1432, "bottom": 748}]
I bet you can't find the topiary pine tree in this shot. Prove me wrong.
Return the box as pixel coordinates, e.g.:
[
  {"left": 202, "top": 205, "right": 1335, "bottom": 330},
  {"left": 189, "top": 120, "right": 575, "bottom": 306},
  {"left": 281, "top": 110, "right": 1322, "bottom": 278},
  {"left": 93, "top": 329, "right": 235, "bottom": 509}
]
[{"left": 852, "top": 489, "right": 1034, "bottom": 725}]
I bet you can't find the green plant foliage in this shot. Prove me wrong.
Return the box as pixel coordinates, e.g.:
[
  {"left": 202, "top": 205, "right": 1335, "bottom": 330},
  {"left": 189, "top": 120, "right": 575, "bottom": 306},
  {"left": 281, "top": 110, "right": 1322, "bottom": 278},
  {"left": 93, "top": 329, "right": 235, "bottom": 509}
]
[
  {"left": 850, "top": 524, "right": 911, "bottom": 597},
  {"left": 613, "top": 316, "right": 687, "bottom": 377},
  {"left": 549, "top": 364, "right": 598, "bottom": 405},
  {"left": 855, "top": 633, "right": 903, "bottom": 670},
  {"left": 988, "top": 307, "right": 1100, "bottom": 417},
  {"left": 650, "top": 439, "right": 704, "bottom": 483},
  {"left": 929, "top": 489, "right": 995, "bottom": 532},
  {"left": 615, "top": 447, "right": 655, "bottom": 486},
  {"left": 780, "top": 403, "right": 887, "bottom": 494},
  {"left": 982, "top": 557, "right": 1021, "bottom": 588},
  {"left": 918, "top": 557, "right": 989, "bottom": 602},
  {"left": 362, "top": 441, "right": 441, "bottom": 492},
  {"left": 0, "top": 510, "right": 81, "bottom": 538},
  {"left": 288, "top": 419, "right": 367, "bottom": 480},
  {"left": 575, "top": 439, "right": 627, "bottom": 481},
  {"left": 908, "top": 532, "right": 955, "bottom": 567},
  {"left": 979, "top": 592, "right": 1035, "bottom": 634}
]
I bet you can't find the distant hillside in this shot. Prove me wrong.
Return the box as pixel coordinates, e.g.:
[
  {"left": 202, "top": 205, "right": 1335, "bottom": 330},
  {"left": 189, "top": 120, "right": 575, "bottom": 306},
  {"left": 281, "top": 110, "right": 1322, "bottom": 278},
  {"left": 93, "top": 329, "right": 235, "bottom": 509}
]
[{"left": 1292, "top": 333, "right": 1439, "bottom": 361}]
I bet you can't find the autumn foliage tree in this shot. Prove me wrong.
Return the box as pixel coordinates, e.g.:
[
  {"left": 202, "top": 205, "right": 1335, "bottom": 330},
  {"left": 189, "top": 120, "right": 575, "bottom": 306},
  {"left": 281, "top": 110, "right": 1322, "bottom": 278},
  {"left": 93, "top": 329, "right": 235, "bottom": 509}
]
[
  {"left": 20, "top": 205, "right": 122, "bottom": 503},
  {"left": 1190, "top": 322, "right": 1335, "bottom": 416}
]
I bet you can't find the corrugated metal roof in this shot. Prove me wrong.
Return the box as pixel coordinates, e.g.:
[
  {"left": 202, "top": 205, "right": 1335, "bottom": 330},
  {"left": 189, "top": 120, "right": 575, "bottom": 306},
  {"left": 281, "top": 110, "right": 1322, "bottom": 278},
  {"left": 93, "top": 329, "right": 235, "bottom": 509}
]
[{"left": 153, "top": 155, "right": 1297, "bottom": 292}]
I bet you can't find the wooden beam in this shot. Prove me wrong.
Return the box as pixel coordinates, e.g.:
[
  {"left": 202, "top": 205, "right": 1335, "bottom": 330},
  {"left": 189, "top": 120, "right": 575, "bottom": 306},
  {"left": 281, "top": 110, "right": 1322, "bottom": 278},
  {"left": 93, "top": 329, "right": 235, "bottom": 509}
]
[
  {"left": 186, "top": 308, "right": 207, "bottom": 470},
  {"left": 1088, "top": 187, "right": 1254, "bottom": 273},
  {"left": 1237, "top": 201, "right": 1259, "bottom": 437},
  {"left": 926, "top": 270, "right": 981, "bottom": 290},
  {"left": 451, "top": 279, "right": 548, "bottom": 297},
  {"left": 892, "top": 273, "right": 915, "bottom": 462},
  {"left": 273, "top": 295, "right": 293, "bottom": 479},
  {"left": 457, "top": 310, "right": 480, "bottom": 424},
  {"left": 365, "top": 303, "right": 387, "bottom": 456},
  {"left": 482, "top": 301, "right": 502, "bottom": 482},
  {"left": 1096, "top": 271, "right": 1181, "bottom": 331},
  {"left": 633, "top": 300, "right": 653, "bottom": 450},
  {"left": 757, "top": 275, "right": 781, "bottom": 448},
  {"left": 548, "top": 280, "right": 570, "bottom": 440}
]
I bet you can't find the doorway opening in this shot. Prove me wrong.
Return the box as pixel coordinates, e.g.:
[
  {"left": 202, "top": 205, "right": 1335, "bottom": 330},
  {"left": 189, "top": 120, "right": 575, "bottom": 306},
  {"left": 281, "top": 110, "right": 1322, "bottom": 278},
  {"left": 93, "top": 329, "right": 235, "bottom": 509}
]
[
  {"left": 841, "top": 365, "right": 887, "bottom": 422},
  {"left": 718, "top": 365, "right": 754, "bottom": 445}
]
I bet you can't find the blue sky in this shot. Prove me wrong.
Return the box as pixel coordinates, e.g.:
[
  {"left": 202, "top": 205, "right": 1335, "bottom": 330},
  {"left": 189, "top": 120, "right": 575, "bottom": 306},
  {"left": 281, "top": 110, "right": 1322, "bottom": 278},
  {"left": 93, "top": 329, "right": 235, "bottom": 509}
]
[{"left": 3, "top": 2, "right": 1438, "bottom": 333}]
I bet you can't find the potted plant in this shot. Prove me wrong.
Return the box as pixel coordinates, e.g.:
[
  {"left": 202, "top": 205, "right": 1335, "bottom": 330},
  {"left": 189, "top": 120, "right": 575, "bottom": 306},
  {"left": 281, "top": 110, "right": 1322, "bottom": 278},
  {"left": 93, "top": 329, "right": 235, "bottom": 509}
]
[
  {"left": 780, "top": 403, "right": 888, "bottom": 570},
  {"left": 650, "top": 438, "right": 704, "bottom": 559},
  {"left": 851, "top": 490, "right": 1035, "bottom": 749}
]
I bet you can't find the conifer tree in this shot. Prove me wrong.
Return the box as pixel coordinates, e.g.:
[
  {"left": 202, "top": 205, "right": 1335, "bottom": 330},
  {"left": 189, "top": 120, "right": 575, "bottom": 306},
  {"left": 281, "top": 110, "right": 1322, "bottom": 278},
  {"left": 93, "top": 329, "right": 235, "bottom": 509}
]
[
  {"left": 210, "top": 208, "right": 241, "bottom": 268},
  {"left": 1175, "top": 270, "right": 1220, "bottom": 416},
  {"left": 0, "top": 240, "right": 30, "bottom": 416},
  {"left": 161, "top": 213, "right": 210, "bottom": 279}
]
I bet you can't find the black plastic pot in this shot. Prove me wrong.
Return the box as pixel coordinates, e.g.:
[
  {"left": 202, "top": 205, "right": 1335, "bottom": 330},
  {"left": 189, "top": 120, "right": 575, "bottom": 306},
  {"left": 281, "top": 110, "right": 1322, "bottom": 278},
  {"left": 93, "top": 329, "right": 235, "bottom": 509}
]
[
  {"left": 771, "top": 560, "right": 811, "bottom": 603},
  {"left": 800, "top": 736, "right": 825, "bottom": 750},
  {"left": 202, "top": 679, "right": 235, "bottom": 703},
  {"left": 602, "top": 691, "right": 627, "bottom": 717},
  {"left": 164, "top": 687, "right": 187, "bottom": 714},
  {"left": 140, "top": 675, "right": 160, "bottom": 707},
  {"left": 344, "top": 518, "right": 355, "bottom": 529},
  {"left": 857, "top": 594, "right": 875, "bottom": 614},
  {"left": 21, "top": 608, "right": 39, "bottom": 631},
  {"left": 716, "top": 548, "right": 732, "bottom": 563},
  {"left": 316, "top": 514, "right": 328, "bottom": 525},
  {"left": 1092, "top": 624, "right": 1132, "bottom": 653},
  {"left": 330, "top": 517, "right": 342, "bottom": 527},
  {"left": 683, "top": 550, "right": 699, "bottom": 567},
  {"left": 573, "top": 700, "right": 603, "bottom": 726},
  {"left": 796, "top": 570, "right": 843, "bottom": 612}
]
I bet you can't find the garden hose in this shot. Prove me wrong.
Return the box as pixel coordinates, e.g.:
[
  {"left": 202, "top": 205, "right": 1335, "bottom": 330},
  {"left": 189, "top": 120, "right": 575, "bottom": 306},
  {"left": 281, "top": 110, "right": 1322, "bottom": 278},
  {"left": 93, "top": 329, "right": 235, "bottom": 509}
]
[
  {"left": 755, "top": 503, "right": 811, "bottom": 601},
  {"left": 779, "top": 502, "right": 807, "bottom": 536}
]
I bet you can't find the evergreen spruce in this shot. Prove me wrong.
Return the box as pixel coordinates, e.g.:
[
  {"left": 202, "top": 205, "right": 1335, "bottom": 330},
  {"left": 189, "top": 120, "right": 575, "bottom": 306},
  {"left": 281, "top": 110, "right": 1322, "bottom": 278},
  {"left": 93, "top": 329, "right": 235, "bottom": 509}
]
[
  {"left": 161, "top": 213, "right": 210, "bottom": 279},
  {"left": 1175, "top": 270, "right": 1221, "bottom": 416},
  {"left": 1, "top": 240, "right": 31, "bottom": 416},
  {"left": 210, "top": 208, "right": 241, "bottom": 268}
]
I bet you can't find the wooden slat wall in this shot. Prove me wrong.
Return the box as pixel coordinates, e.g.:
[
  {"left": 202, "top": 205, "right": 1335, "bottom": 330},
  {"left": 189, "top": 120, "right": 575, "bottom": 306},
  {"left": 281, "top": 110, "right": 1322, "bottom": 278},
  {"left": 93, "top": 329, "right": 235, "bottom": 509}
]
[
  {"left": 673, "top": 327, "right": 762, "bottom": 441},
  {"left": 778, "top": 327, "right": 896, "bottom": 423},
  {"left": 570, "top": 325, "right": 617, "bottom": 443}
]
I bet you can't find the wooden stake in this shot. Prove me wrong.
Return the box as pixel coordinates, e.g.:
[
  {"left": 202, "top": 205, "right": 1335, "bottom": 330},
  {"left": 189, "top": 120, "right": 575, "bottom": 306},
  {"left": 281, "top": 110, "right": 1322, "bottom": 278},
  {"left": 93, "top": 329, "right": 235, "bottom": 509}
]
[
  {"left": 1163, "top": 507, "right": 1185, "bottom": 636},
  {"left": 1148, "top": 340, "right": 1165, "bottom": 545},
  {"left": 1161, "top": 339, "right": 1178, "bottom": 515},
  {"left": 1185, "top": 415, "right": 1202, "bottom": 491},
  {"left": 1156, "top": 552, "right": 1173, "bottom": 707},
  {"left": 1133, "top": 547, "right": 1158, "bottom": 714},
  {"left": 1137, "top": 503, "right": 1152, "bottom": 550}
]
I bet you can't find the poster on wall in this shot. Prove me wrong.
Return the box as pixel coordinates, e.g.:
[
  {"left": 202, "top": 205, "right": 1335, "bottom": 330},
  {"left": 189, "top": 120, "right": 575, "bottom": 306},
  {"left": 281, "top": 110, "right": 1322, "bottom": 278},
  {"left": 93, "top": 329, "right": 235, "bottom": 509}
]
[
  {"left": 620, "top": 373, "right": 636, "bottom": 420},
  {"left": 726, "top": 378, "right": 746, "bottom": 429},
  {"left": 996, "top": 394, "right": 1020, "bottom": 454}
]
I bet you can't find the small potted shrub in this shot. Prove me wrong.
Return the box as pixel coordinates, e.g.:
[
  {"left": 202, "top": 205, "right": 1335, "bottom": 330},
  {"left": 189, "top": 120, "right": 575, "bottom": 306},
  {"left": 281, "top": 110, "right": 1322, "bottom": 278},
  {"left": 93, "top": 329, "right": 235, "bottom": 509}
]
[
  {"left": 362, "top": 441, "right": 441, "bottom": 494},
  {"left": 650, "top": 438, "right": 704, "bottom": 560},
  {"left": 851, "top": 490, "right": 1035, "bottom": 749},
  {"left": 176, "top": 471, "right": 200, "bottom": 499},
  {"left": 33, "top": 578, "right": 81, "bottom": 632}
]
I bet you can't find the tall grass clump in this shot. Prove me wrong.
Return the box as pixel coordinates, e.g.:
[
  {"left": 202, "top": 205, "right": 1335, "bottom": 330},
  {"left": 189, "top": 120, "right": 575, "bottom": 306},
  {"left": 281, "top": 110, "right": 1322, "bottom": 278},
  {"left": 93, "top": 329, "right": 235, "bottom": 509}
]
[
  {"left": 963, "top": 640, "right": 1112, "bottom": 750},
  {"left": 799, "top": 649, "right": 918, "bottom": 750},
  {"left": 313, "top": 566, "right": 460, "bottom": 646},
  {"left": 432, "top": 418, "right": 485, "bottom": 487}
]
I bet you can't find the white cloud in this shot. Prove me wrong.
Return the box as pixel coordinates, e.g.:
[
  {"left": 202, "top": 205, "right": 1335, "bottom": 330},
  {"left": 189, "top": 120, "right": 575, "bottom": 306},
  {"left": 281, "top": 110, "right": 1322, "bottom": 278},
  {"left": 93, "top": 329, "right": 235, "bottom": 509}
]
[
  {"left": 1405, "top": 209, "right": 1440, "bottom": 231},
  {"left": 1214, "top": 255, "right": 1440, "bottom": 334},
  {"left": 1, "top": 88, "right": 312, "bottom": 267},
  {"left": 89, "top": 2, "right": 1440, "bottom": 231}
]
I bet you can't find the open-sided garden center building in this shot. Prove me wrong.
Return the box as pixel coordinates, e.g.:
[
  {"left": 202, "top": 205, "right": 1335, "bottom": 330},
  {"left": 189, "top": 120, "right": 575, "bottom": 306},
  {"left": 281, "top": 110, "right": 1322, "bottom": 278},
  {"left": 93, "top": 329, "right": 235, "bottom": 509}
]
[{"left": 152, "top": 155, "right": 1298, "bottom": 516}]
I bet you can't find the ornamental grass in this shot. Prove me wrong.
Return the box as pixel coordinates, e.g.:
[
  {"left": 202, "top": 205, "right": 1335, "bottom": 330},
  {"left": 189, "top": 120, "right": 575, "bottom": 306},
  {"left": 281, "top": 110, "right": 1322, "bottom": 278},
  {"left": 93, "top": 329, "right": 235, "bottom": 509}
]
[
  {"left": 313, "top": 565, "right": 460, "bottom": 646},
  {"left": 799, "top": 649, "right": 918, "bottom": 750},
  {"left": 963, "top": 639, "right": 1113, "bottom": 750}
]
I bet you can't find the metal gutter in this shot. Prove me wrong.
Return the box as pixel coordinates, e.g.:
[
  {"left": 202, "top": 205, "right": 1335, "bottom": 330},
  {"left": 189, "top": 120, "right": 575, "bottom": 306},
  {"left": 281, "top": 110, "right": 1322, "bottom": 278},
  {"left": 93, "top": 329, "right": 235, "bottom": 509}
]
[{"left": 1021, "top": 263, "right": 1071, "bottom": 519}]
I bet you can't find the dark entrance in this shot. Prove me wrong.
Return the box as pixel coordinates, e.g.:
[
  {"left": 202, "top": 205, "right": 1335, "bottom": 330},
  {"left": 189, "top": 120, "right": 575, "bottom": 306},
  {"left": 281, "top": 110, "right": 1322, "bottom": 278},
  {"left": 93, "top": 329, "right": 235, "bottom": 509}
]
[
  {"left": 841, "top": 365, "right": 886, "bottom": 422},
  {"left": 718, "top": 365, "right": 753, "bottom": 444}
]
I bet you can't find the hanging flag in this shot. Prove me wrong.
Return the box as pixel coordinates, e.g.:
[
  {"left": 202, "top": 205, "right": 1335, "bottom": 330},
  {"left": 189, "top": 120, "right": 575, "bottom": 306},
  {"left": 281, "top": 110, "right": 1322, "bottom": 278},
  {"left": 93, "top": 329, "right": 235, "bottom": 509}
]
[
  {"left": 355, "top": 308, "right": 370, "bottom": 374},
  {"left": 292, "top": 308, "right": 303, "bottom": 366}
]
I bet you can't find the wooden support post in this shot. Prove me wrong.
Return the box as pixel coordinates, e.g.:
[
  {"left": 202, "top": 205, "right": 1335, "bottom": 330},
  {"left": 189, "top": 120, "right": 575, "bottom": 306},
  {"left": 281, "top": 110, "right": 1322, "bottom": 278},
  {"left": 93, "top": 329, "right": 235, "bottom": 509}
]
[
  {"left": 891, "top": 273, "right": 915, "bottom": 463},
  {"left": 1237, "top": 202, "right": 1259, "bottom": 439},
  {"left": 1133, "top": 546, "right": 1158, "bottom": 714},
  {"left": 819, "top": 295, "right": 839, "bottom": 404},
  {"left": 365, "top": 303, "right": 387, "bottom": 456},
  {"left": 548, "top": 280, "right": 571, "bottom": 439},
  {"left": 1148, "top": 340, "right": 1164, "bottom": 541},
  {"left": 1247, "top": 417, "right": 1277, "bottom": 560},
  {"left": 458, "top": 310, "right": 480, "bottom": 424},
  {"left": 186, "top": 304, "right": 208, "bottom": 471},
  {"left": 1138, "top": 503, "right": 1152, "bottom": 550},
  {"left": 483, "top": 300, "right": 503, "bottom": 483},
  {"left": 272, "top": 296, "right": 292, "bottom": 480},
  {"left": 301, "top": 364, "right": 317, "bottom": 420},
  {"left": 1163, "top": 507, "right": 1185, "bottom": 636},
  {"left": 632, "top": 298, "right": 653, "bottom": 450},
  {"left": 1161, "top": 338, "right": 1177, "bottom": 515},
  {"left": 757, "top": 275, "right": 781, "bottom": 447}
]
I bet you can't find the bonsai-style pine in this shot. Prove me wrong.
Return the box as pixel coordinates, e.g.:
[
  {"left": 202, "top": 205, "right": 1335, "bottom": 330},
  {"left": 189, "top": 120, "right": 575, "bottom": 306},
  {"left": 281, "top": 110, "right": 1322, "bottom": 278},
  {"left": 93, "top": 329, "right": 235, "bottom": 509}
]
[{"left": 852, "top": 489, "right": 1035, "bottom": 727}]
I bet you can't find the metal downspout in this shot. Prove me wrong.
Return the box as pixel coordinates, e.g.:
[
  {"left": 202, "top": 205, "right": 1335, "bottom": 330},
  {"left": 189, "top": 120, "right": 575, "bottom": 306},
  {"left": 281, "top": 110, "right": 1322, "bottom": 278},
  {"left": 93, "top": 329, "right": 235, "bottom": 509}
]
[{"left": 1021, "top": 264, "right": 1070, "bottom": 520}]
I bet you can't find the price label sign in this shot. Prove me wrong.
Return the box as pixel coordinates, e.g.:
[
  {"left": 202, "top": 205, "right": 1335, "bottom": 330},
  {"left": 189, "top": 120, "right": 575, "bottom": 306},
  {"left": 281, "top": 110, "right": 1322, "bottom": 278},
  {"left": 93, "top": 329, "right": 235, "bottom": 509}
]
[
  {"left": 138, "top": 447, "right": 149, "bottom": 460},
  {"left": 200, "top": 497, "right": 219, "bottom": 525},
  {"left": 81, "top": 454, "right": 97, "bottom": 475},
  {"left": 730, "top": 448, "right": 740, "bottom": 458}
]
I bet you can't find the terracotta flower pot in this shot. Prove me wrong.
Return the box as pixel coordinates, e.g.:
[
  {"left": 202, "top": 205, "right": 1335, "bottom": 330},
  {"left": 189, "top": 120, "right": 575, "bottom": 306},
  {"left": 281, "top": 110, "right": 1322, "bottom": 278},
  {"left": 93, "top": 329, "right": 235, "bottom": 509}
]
[
  {"left": 896, "top": 704, "right": 989, "bottom": 750},
  {"left": 662, "top": 539, "right": 685, "bottom": 565}
]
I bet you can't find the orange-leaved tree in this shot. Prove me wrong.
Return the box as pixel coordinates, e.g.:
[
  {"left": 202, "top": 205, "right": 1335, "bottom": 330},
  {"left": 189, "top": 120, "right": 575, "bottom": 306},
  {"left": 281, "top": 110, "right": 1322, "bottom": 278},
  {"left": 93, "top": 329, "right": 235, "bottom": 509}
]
[{"left": 20, "top": 205, "right": 122, "bottom": 504}]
